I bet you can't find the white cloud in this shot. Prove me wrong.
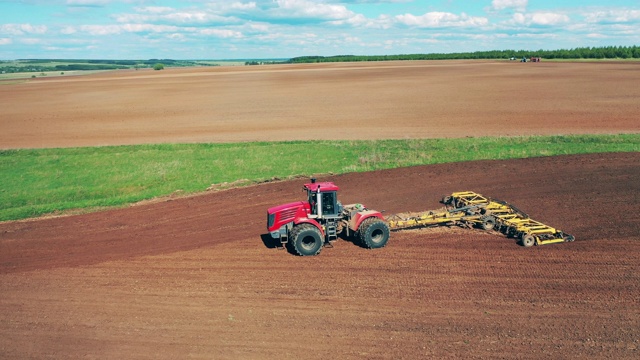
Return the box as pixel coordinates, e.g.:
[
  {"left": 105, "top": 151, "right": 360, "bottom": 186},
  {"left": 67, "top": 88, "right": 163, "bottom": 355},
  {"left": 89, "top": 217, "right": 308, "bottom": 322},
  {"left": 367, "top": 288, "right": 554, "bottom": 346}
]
[
  {"left": 331, "top": 14, "right": 394, "bottom": 29},
  {"left": 0, "top": 24, "right": 48, "bottom": 36},
  {"left": 164, "top": 12, "right": 214, "bottom": 24},
  {"left": 248, "top": 23, "right": 270, "bottom": 32},
  {"left": 491, "top": 0, "right": 528, "bottom": 12},
  {"left": 66, "top": 0, "right": 109, "bottom": 6},
  {"left": 3, "top": 0, "right": 640, "bottom": 59},
  {"left": 115, "top": 0, "right": 356, "bottom": 29},
  {"left": 115, "top": 9, "right": 236, "bottom": 26},
  {"left": 135, "top": 7, "right": 174, "bottom": 15},
  {"left": 167, "top": 33, "right": 186, "bottom": 41},
  {"left": 21, "top": 38, "right": 42, "bottom": 45},
  {"left": 584, "top": 9, "right": 640, "bottom": 24},
  {"left": 341, "top": 0, "right": 411, "bottom": 3},
  {"left": 587, "top": 33, "right": 607, "bottom": 39},
  {"left": 270, "top": 0, "right": 354, "bottom": 21},
  {"left": 511, "top": 12, "right": 570, "bottom": 26},
  {"left": 60, "top": 26, "right": 77, "bottom": 35},
  {"left": 511, "top": 33, "right": 559, "bottom": 39},
  {"left": 202, "top": 1, "right": 257, "bottom": 12},
  {"left": 396, "top": 12, "right": 489, "bottom": 28},
  {"left": 73, "top": 22, "right": 244, "bottom": 39},
  {"left": 253, "top": 30, "right": 321, "bottom": 47},
  {"left": 79, "top": 24, "right": 122, "bottom": 35},
  {"left": 199, "top": 28, "right": 243, "bottom": 38},
  {"left": 120, "top": 24, "right": 181, "bottom": 33},
  {"left": 231, "top": 2, "right": 257, "bottom": 11}
]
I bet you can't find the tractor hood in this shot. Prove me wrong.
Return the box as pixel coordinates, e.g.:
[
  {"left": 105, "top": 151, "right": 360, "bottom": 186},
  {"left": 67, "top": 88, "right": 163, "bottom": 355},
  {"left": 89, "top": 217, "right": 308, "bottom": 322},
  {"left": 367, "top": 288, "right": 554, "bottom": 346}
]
[
  {"left": 267, "top": 201, "right": 307, "bottom": 215},
  {"left": 267, "top": 201, "right": 310, "bottom": 232}
]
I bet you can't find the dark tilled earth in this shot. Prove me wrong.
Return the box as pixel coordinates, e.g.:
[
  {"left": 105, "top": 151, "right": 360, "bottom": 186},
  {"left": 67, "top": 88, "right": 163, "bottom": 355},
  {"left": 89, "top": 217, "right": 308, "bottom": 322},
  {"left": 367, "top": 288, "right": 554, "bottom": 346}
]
[{"left": 1, "top": 152, "right": 638, "bottom": 359}]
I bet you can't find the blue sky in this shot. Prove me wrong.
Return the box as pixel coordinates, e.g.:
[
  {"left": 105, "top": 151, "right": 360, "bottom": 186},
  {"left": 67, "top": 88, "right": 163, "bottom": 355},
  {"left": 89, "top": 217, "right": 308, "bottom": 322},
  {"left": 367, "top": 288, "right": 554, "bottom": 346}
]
[{"left": 1, "top": 0, "right": 639, "bottom": 59}]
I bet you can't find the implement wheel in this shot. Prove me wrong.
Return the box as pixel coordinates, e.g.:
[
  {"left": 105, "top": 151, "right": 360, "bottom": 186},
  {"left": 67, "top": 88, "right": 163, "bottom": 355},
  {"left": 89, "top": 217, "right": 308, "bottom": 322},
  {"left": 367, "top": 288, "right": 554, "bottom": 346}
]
[
  {"left": 521, "top": 234, "right": 536, "bottom": 248},
  {"left": 481, "top": 216, "right": 496, "bottom": 231},
  {"left": 288, "top": 224, "right": 323, "bottom": 256},
  {"left": 358, "top": 218, "right": 390, "bottom": 249}
]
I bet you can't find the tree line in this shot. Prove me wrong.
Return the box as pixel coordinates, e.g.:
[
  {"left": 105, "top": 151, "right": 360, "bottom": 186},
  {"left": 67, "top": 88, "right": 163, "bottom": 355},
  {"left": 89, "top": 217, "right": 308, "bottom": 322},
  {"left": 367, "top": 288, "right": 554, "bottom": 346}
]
[
  {"left": 288, "top": 46, "right": 640, "bottom": 63},
  {"left": 0, "top": 59, "right": 216, "bottom": 74}
]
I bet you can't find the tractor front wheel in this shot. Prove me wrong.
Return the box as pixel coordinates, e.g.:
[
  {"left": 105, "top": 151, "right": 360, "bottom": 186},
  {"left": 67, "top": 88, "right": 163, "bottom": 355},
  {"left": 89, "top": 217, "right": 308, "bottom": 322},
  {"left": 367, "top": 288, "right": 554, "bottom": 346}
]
[
  {"left": 358, "top": 218, "right": 390, "bottom": 249},
  {"left": 288, "top": 224, "right": 323, "bottom": 256}
]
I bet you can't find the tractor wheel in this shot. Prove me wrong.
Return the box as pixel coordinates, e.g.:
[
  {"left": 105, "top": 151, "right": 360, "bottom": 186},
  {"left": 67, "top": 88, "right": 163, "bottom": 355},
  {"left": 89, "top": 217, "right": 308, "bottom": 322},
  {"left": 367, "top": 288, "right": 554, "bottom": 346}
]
[
  {"left": 358, "top": 218, "right": 390, "bottom": 249},
  {"left": 481, "top": 215, "right": 496, "bottom": 231},
  {"left": 521, "top": 234, "right": 536, "bottom": 248},
  {"left": 288, "top": 224, "right": 323, "bottom": 256}
]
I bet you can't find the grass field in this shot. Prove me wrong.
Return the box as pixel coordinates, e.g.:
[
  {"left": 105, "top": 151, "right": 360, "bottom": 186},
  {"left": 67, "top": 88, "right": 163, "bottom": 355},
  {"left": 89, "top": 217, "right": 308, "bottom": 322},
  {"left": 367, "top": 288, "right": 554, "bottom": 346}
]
[
  {"left": 1, "top": 134, "right": 638, "bottom": 222},
  {"left": 0, "top": 59, "right": 260, "bottom": 80},
  {"left": 0, "top": 70, "right": 107, "bottom": 80}
]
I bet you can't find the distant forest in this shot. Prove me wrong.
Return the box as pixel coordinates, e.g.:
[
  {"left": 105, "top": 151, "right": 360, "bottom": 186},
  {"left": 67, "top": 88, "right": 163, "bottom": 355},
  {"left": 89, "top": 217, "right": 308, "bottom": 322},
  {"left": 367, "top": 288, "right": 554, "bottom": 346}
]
[
  {"left": 0, "top": 59, "right": 214, "bottom": 74},
  {"left": 288, "top": 45, "right": 640, "bottom": 63},
  {"left": 48, "top": 59, "right": 194, "bottom": 70},
  {"left": 2, "top": 46, "right": 638, "bottom": 74}
]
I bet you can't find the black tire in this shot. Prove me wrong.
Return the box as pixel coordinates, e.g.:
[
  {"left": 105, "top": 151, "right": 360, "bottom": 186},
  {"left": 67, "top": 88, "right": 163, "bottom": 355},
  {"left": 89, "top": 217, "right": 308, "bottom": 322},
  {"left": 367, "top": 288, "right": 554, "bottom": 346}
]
[
  {"left": 521, "top": 234, "right": 536, "bottom": 248},
  {"left": 480, "top": 215, "right": 496, "bottom": 231},
  {"left": 288, "top": 224, "right": 323, "bottom": 256},
  {"left": 450, "top": 198, "right": 458, "bottom": 208},
  {"left": 358, "top": 218, "right": 390, "bottom": 249}
]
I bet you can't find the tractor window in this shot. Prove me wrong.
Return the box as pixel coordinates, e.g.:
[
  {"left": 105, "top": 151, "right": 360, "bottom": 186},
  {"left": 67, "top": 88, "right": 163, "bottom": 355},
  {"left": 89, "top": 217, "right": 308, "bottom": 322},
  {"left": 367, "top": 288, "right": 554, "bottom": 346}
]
[
  {"left": 322, "top": 192, "right": 337, "bottom": 215},
  {"left": 309, "top": 192, "right": 317, "bottom": 214}
]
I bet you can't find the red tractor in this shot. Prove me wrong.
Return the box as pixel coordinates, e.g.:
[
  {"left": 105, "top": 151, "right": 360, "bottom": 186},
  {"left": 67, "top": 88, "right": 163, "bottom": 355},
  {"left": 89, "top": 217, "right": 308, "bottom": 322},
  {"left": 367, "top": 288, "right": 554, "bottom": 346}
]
[{"left": 266, "top": 178, "right": 390, "bottom": 256}]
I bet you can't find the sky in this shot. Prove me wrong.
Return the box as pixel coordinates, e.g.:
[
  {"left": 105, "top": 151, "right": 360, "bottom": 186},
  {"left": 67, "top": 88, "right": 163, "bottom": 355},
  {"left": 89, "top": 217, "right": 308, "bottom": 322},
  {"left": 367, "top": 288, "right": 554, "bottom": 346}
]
[{"left": 0, "top": 0, "right": 639, "bottom": 60}]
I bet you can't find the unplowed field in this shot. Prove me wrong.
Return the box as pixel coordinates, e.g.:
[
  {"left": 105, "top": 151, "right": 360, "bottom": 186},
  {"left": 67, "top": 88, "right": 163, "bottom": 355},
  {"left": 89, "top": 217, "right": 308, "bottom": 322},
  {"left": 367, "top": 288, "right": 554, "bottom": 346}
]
[{"left": 1, "top": 61, "right": 639, "bottom": 359}]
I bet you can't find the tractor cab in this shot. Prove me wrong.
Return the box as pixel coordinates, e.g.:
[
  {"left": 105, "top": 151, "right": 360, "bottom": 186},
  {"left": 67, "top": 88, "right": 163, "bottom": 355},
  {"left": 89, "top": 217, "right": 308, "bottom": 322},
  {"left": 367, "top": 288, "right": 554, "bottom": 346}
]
[{"left": 304, "top": 178, "right": 342, "bottom": 218}]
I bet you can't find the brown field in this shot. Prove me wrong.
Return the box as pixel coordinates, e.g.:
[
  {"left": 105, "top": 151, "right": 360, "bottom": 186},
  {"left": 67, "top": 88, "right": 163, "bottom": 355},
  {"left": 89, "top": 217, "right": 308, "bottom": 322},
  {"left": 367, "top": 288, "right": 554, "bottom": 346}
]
[
  {"left": 1, "top": 61, "right": 639, "bottom": 359},
  {"left": 1, "top": 60, "right": 639, "bottom": 149}
]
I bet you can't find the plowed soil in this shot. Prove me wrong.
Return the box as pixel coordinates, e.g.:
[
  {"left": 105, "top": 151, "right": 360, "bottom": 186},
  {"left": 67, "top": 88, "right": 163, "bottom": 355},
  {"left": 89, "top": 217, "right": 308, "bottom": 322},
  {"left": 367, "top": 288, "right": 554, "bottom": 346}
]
[
  {"left": 1, "top": 60, "right": 639, "bottom": 149},
  {"left": 1, "top": 61, "right": 639, "bottom": 359}
]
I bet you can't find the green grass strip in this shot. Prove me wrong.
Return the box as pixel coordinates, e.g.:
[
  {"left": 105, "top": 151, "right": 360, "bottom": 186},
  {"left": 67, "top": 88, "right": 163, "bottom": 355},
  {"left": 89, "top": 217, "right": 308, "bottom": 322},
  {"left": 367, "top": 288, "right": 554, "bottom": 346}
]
[{"left": 1, "top": 134, "right": 638, "bottom": 221}]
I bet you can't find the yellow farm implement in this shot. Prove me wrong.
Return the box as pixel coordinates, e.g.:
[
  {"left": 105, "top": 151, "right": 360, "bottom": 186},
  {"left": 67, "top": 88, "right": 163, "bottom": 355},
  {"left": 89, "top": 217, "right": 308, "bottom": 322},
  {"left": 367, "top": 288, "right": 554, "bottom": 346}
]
[{"left": 387, "top": 191, "right": 575, "bottom": 247}]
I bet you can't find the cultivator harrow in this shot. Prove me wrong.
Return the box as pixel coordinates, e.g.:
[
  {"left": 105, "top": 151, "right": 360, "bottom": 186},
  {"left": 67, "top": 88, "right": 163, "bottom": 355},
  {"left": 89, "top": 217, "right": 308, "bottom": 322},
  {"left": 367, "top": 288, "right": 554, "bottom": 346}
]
[{"left": 387, "top": 191, "right": 574, "bottom": 247}]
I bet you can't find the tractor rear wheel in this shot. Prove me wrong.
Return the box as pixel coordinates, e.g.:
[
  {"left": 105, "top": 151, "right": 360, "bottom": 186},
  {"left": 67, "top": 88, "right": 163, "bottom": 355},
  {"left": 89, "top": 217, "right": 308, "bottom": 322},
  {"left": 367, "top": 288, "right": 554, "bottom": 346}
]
[
  {"left": 358, "top": 218, "right": 390, "bottom": 249},
  {"left": 288, "top": 224, "right": 323, "bottom": 256}
]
